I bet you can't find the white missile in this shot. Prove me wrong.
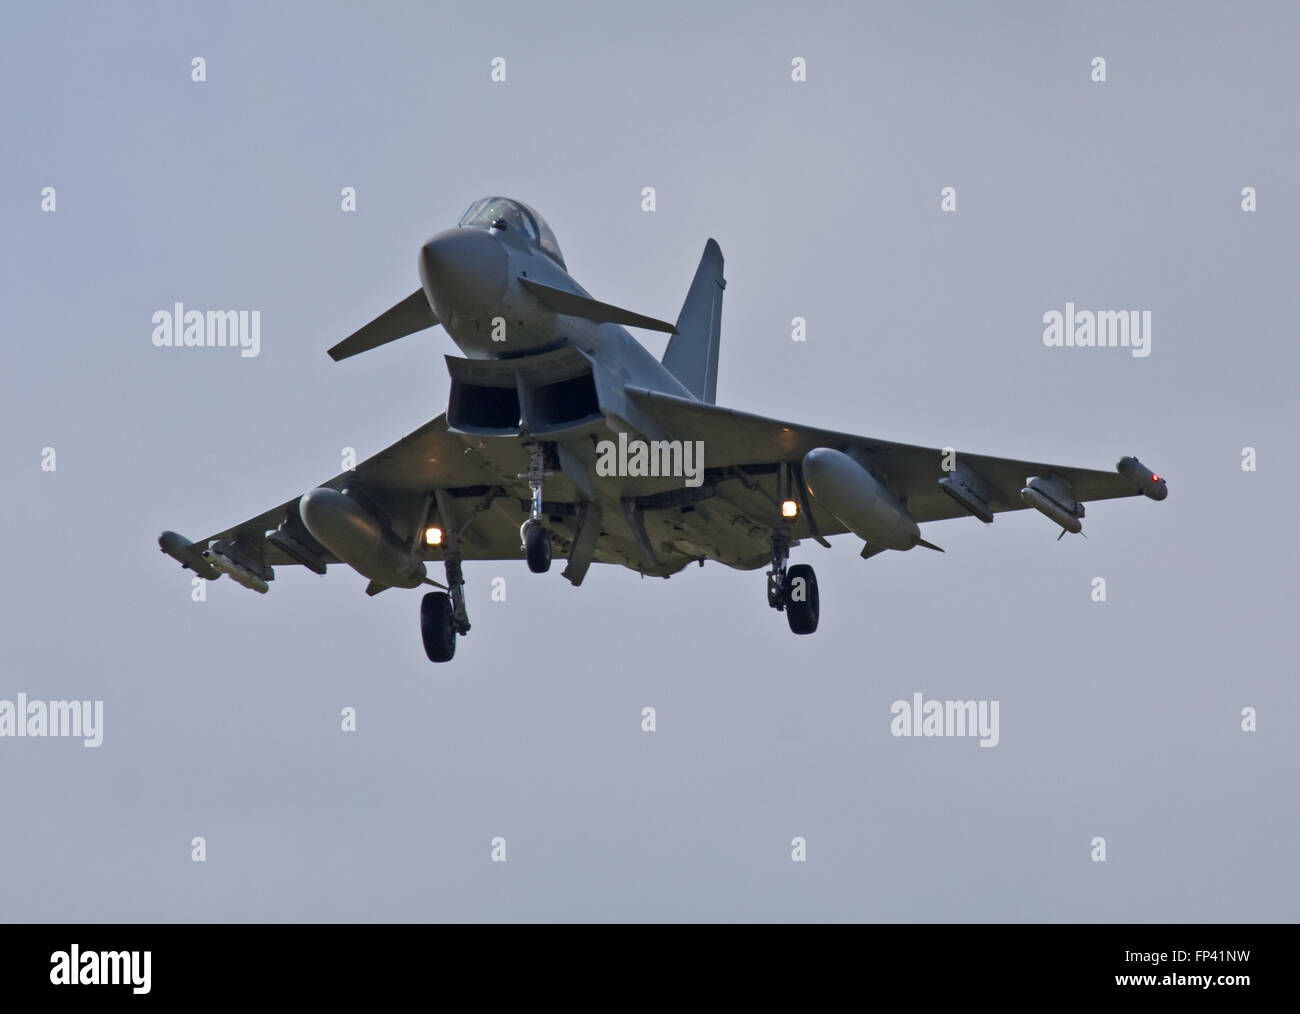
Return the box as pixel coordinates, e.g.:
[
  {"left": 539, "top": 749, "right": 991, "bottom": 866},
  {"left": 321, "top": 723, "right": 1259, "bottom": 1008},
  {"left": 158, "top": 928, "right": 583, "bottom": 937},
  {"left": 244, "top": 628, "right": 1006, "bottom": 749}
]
[
  {"left": 201, "top": 548, "right": 270, "bottom": 593},
  {"left": 1019, "top": 476, "right": 1084, "bottom": 535}
]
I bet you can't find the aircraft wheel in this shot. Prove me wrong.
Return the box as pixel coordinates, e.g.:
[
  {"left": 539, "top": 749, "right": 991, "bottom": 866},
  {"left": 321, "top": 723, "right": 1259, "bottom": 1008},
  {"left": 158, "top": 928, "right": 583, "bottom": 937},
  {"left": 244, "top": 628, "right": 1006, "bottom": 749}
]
[
  {"left": 783, "top": 564, "right": 819, "bottom": 635},
  {"left": 421, "top": 591, "right": 456, "bottom": 662},
  {"left": 523, "top": 521, "right": 552, "bottom": 573}
]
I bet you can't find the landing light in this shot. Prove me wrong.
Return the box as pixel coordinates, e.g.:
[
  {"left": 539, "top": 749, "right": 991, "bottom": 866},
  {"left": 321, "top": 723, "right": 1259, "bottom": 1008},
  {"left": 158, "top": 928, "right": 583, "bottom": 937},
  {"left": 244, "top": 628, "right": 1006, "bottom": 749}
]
[
  {"left": 781, "top": 499, "right": 799, "bottom": 519},
  {"left": 425, "top": 527, "right": 443, "bottom": 546}
]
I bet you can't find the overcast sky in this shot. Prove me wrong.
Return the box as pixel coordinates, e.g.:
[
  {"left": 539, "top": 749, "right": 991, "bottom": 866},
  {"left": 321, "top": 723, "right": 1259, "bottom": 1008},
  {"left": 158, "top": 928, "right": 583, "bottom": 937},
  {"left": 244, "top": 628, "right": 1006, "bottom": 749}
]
[{"left": 2, "top": 0, "right": 1296, "bottom": 921}]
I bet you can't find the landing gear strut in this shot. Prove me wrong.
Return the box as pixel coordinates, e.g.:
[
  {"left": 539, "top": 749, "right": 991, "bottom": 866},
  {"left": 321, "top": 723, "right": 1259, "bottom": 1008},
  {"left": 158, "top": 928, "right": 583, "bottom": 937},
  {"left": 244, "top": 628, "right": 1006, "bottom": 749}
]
[
  {"left": 766, "top": 530, "right": 790, "bottom": 609},
  {"left": 766, "top": 528, "right": 819, "bottom": 635},
  {"left": 519, "top": 442, "right": 552, "bottom": 574}
]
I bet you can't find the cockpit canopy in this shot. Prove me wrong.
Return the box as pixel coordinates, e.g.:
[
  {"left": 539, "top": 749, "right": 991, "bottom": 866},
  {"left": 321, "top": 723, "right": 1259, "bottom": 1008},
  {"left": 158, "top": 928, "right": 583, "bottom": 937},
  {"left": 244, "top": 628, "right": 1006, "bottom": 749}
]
[{"left": 458, "top": 196, "right": 565, "bottom": 269}]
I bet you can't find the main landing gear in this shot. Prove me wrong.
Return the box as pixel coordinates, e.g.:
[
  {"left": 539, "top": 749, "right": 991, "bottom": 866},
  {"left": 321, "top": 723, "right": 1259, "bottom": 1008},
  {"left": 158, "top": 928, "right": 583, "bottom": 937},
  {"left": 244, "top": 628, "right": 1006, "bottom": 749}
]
[
  {"left": 767, "top": 529, "right": 819, "bottom": 635},
  {"left": 422, "top": 442, "right": 554, "bottom": 663},
  {"left": 519, "top": 442, "right": 552, "bottom": 574},
  {"left": 421, "top": 554, "right": 471, "bottom": 663}
]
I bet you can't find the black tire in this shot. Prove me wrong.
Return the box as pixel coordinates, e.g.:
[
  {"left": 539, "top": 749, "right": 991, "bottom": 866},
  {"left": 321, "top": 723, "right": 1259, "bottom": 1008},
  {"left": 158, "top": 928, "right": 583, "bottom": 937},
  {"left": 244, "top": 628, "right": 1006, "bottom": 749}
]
[
  {"left": 783, "top": 564, "right": 819, "bottom": 635},
  {"left": 524, "top": 522, "right": 551, "bottom": 573},
  {"left": 420, "top": 591, "right": 456, "bottom": 662}
]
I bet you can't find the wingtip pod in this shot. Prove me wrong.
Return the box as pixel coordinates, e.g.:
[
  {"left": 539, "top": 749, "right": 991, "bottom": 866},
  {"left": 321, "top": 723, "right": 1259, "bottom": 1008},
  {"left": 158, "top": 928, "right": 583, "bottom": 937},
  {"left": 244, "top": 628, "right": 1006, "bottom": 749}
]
[
  {"left": 1117, "top": 456, "right": 1168, "bottom": 500},
  {"left": 158, "top": 530, "right": 220, "bottom": 580}
]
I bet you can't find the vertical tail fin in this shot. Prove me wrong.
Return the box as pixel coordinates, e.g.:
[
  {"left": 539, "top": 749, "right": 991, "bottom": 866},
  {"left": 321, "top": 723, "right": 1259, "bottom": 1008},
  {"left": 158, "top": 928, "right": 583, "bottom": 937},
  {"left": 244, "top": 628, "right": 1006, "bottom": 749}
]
[{"left": 662, "top": 239, "right": 724, "bottom": 403}]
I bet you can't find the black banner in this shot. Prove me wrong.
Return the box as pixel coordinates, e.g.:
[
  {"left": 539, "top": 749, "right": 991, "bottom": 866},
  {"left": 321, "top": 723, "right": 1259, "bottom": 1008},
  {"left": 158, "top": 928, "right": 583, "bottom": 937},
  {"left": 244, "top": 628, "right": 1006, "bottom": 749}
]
[{"left": 0, "top": 923, "right": 1279, "bottom": 1000}]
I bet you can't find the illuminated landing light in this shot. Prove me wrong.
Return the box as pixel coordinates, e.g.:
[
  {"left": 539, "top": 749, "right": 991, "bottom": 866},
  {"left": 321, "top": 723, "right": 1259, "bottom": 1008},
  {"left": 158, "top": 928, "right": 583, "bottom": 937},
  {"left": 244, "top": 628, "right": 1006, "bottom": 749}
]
[
  {"left": 425, "top": 526, "right": 443, "bottom": 546},
  {"left": 781, "top": 499, "right": 799, "bottom": 519}
]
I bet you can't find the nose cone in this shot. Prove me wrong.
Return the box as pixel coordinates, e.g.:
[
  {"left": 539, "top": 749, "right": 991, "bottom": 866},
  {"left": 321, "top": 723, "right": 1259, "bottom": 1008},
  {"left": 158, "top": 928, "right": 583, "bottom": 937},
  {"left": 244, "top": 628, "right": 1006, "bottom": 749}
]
[{"left": 419, "top": 228, "right": 509, "bottom": 318}]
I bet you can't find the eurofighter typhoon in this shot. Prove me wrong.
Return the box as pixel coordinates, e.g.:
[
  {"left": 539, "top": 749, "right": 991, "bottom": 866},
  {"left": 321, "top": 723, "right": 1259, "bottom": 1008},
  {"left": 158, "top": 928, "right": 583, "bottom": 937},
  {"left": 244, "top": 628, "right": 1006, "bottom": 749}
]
[{"left": 159, "top": 197, "right": 1168, "bottom": 661}]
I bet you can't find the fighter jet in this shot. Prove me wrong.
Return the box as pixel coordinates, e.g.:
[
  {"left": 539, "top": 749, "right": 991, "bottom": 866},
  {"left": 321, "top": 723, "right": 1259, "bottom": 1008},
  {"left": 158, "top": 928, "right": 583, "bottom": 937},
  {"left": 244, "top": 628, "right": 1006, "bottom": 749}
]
[{"left": 159, "top": 196, "right": 1169, "bottom": 662}]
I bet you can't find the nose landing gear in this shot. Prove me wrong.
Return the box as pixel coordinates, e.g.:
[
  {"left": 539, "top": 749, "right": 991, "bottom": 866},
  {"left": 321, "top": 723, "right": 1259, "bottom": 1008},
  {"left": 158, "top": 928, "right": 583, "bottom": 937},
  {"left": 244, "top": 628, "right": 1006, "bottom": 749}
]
[
  {"left": 519, "top": 442, "right": 553, "bottom": 573},
  {"left": 522, "top": 521, "right": 552, "bottom": 573}
]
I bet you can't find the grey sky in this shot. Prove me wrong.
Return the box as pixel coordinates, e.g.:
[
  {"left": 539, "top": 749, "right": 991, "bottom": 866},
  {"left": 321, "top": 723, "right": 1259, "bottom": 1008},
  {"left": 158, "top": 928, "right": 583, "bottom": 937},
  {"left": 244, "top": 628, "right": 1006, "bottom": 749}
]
[{"left": 2, "top": 0, "right": 1296, "bottom": 921}]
